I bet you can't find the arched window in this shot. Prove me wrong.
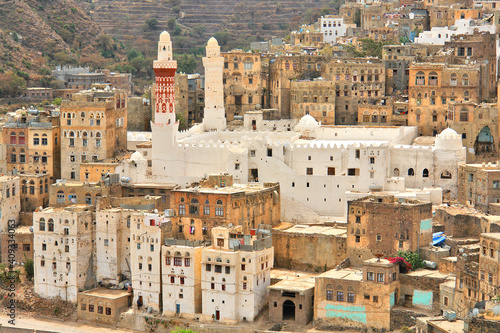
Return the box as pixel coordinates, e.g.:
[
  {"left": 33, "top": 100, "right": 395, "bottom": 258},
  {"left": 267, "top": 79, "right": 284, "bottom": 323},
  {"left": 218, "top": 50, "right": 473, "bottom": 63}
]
[
  {"left": 462, "top": 74, "right": 469, "bottom": 86},
  {"left": 437, "top": 11, "right": 442, "bottom": 19},
  {"left": 326, "top": 284, "right": 334, "bottom": 300},
  {"left": 189, "top": 198, "right": 199, "bottom": 215},
  {"left": 48, "top": 219, "right": 54, "bottom": 232},
  {"left": 393, "top": 168, "right": 400, "bottom": 176},
  {"left": 215, "top": 200, "right": 224, "bottom": 217},
  {"left": 9, "top": 132, "right": 16, "bottom": 144},
  {"left": 415, "top": 71, "right": 425, "bottom": 85},
  {"left": 423, "top": 169, "right": 429, "bottom": 178},
  {"left": 460, "top": 108, "right": 468, "bottom": 122},
  {"left": 408, "top": 168, "right": 415, "bottom": 176},
  {"left": 450, "top": 73, "right": 457, "bottom": 86},
  {"left": 428, "top": 72, "right": 438, "bottom": 86},
  {"left": 441, "top": 170, "right": 452, "bottom": 179}
]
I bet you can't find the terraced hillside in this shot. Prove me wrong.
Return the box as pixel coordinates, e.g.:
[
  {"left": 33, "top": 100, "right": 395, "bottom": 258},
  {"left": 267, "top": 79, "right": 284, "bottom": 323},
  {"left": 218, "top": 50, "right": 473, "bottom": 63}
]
[{"left": 80, "top": 0, "right": 333, "bottom": 48}]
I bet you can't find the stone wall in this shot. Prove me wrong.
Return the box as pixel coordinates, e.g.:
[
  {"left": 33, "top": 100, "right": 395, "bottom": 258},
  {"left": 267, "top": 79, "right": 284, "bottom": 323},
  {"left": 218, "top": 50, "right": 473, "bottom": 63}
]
[
  {"left": 468, "top": 317, "right": 500, "bottom": 333},
  {"left": 390, "top": 308, "right": 429, "bottom": 331}
]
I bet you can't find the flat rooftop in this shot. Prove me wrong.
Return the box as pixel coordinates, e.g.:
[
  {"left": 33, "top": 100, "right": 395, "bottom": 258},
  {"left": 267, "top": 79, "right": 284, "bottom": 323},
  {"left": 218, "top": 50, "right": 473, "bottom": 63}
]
[
  {"left": 176, "top": 183, "right": 272, "bottom": 194},
  {"left": 268, "top": 279, "right": 315, "bottom": 292},
  {"left": 404, "top": 269, "right": 451, "bottom": 279},
  {"left": 481, "top": 233, "right": 500, "bottom": 241},
  {"left": 80, "top": 288, "right": 131, "bottom": 299},
  {"left": 278, "top": 224, "right": 346, "bottom": 237},
  {"left": 318, "top": 268, "right": 363, "bottom": 281}
]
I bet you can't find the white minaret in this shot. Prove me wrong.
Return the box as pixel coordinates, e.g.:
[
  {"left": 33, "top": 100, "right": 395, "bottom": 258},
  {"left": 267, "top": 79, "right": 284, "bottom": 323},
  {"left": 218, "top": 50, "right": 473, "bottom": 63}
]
[{"left": 202, "top": 37, "right": 226, "bottom": 131}]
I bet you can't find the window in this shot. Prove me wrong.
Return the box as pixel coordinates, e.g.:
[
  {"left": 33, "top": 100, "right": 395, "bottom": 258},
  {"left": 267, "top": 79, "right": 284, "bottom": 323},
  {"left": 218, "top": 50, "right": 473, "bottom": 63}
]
[
  {"left": 306, "top": 168, "right": 313, "bottom": 175},
  {"left": 48, "top": 221, "right": 54, "bottom": 232},
  {"left": 355, "top": 235, "right": 360, "bottom": 243},
  {"left": 243, "top": 282, "right": 247, "bottom": 290},
  {"left": 326, "top": 290, "right": 333, "bottom": 300},
  {"left": 423, "top": 169, "right": 429, "bottom": 178},
  {"left": 267, "top": 148, "right": 272, "bottom": 157},
  {"left": 174, "top": 257, "right": 182, "bottom": 266},
  {"left": 206, "top": 264, "right": 211, "bottom": 272},
  {"left": 81, "top": 303, "right": 86, "bottom": 311},
  {"left": 441, "top": 170, "right": 452, "bottom": 179},
  {"left": 337, "top": 291, "right": 344, "bottom": 302},
  {"left": 348, "top": 293, "right": 355, "bottom": 303},
  {"left": 367, "top": 272, "right": 374, "bottom": 281},
  {"left": 98, "top": 306, "right": 103, "bottom": 314},
  {"left": 215, "top": 265, "right": 222, "bottom": 273},
  {"left": 376, "top": 234, "right": 382, "bottom": 242},
  {"left": 42, "top": 244, "right": 46, "bottom": 251},
  {"left": 225, "top": 266, "right": 230, "bottom": 274},
  {"left": 460, "top": 109, "right": 468, "bottom": 122},
  {"left": 39, "top": 219, "right": 45, "bottom": 231},
  {"left": 179, "top": 204, "right": 185, "bottom": 215},
  {"left": 185, "top": 258, "right": 190, "bottom": 267},
  {"left": 369, "top": 157, "right": 375, "bottom": 164},
  {"left": 204, "top": 205, "right": 210, "bottom": 215},
  {"left": 377, "top": 273, "right": 384, "bottom": 282},
  {"left": 106, "top": 307, "right": 111, "bottom": 316},
  {"left": 444, "top": 296, "right": 449, "bottom": 306},
  {"left": 408, "top": 168, "right": 414, "bottom": 176},
  {"left": 469, "top": 174, "right": 474, "bottom": 182},
  {"left": 33, "top": 137, "right": 40, "bottom": 145},
  {"left": 89, "top": 305, "right": 94, "bottom": 312},
  {"left": 373, "top": 296, "right": 379, "bottom": 302},
  {"left": 241, "top": 264, "right": 246, "bottom": 271},
  {"left": 415, "top": 71, "right": 425, "bottom": 85},
  {"left": 450, "top": 73, "right": 457, "bottom": 86}
]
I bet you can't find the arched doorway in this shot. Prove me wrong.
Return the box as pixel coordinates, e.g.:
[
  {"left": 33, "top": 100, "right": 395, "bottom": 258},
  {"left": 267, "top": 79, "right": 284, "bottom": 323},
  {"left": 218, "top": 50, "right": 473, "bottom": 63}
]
[
  {"left": 282, "top": 300, "right": 295, "bottom": 320},
  {"left": 474, "top": 126, "right": 495, "bottom": 157}
]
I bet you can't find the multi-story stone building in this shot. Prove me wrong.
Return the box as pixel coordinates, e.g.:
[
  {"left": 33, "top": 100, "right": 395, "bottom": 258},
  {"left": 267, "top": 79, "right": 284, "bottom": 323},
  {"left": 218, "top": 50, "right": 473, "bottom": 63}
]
[
  {"left": 222, "top": 50, "right": 263, "bottom": 121},
  {"left": 3, "top": 110, "right": 61, "bottom": 181},
  {"left": 346, "top": 195, "right": 433, "bottom": 265},
  {"left": 170, "top": 175, "right": 280, "bottom": 241},
  {"left": 289, "top": 80, "right": 336, "bottom": 124},
  {"left": 200, "top": 225, "right": 273, "bottom": 323},
  {"left": 382, "top": 44, "right": 428, "bottom": 95},
  {"left": 0, "top": 176, "right": 20, "bottom": 233},
  {"left": 187, "top": 74, "right": 205, "bottom": 125},
  {"left": 314, "top": 258, "right": 400, "bottom": 331},
  {"left": 408, "top": 62, "right": 486, "bottom": 136},
  {"left": 161, "top": 239, "right": 203, "bottom": 318},
  {"left": 60, "top": 86, "right": 127, "bottom": 180},
  {"left": 458, "top": 163, "right": 500, "bottom": 213},
  {"left": 446, "top": 102, "right": 498, "bottom": 163},
  {"left": 49, "top": 180, "right": 119, "bottom": 208},
  {"left": 33, "top": 206, "right": 93, "bottom": 302},
  {"left": 19, "top": 174, "right": 50, "bottom": 212},
  {"left": 479, "top": 233, "right": 500, "bottom": 301},
  {"left": 322, "top": 58, "right": 385, "bottom": 124},
  {"left": 320, "top": 16, "right": 348, "bottom": 44},
  {"left": 130, "top": 211, "right": 172, "bottom": 312}
]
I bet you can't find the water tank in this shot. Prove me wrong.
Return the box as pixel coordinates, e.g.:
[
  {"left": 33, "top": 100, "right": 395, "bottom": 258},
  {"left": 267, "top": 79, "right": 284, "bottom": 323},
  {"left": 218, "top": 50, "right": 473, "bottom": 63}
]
[
  {"left": 443, "top": 310, "right": 449, "bottom": 319},
  {"left": 120, "top": 177, "right": 131, "bottom": 184},
  {"left": 448, "top": 311, "right": 456, "bottom": 321},
  {"left": 423, "top": 260, "right": 437, "bottom": 269}
]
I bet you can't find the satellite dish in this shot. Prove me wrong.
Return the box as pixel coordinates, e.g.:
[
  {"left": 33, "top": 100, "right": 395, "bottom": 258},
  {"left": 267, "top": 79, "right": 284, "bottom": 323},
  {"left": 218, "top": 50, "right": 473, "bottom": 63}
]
[
  {"left": 154, "top": 209, "right": 158, "bottom": 214},
  {"left": 473, "top": 308, "right": 479, "bottom": 317},
  {"left": 459, "top": 248, "right": 464, "bottom": 253}
]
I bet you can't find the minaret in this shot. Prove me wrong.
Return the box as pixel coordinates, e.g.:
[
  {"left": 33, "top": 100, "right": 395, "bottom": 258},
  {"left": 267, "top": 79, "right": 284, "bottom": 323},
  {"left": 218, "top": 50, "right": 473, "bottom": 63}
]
[
  {"left": 202, "top": 37, "right": 226, "bottom": 131},
  {"left": 153, "top": 31, "right": 177, "bottom": 125}
]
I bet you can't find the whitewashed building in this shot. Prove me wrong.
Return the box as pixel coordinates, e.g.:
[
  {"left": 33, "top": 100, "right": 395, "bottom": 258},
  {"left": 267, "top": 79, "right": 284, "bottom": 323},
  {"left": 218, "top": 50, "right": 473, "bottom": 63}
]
[
  {"left": 0, "top": 176, "right": 20, "bottom": 232},
  {"left": 320, "top": 16, "right": 348, "bottom": 44},
  {"left": 33, "top": 206, "right": 93, "bottom": 302},
  {"left": 200, "top": 226, "right": 273, "bottom": 323}
]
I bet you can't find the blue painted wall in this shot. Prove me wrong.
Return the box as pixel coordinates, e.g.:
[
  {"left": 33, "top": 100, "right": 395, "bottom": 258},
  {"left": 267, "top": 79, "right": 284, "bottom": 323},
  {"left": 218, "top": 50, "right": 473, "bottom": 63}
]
[
  {"left": 420, "top": 218, "right": 432, "bottom": 232},
  {"left": 325, "top": 303, "right": 367, "bottom": 324},
  {"left": 413, "top": 290, "right": 433, "bottom": 308},
  {"left": 390, "top": 292, "right": 395, "bottom": 307}
]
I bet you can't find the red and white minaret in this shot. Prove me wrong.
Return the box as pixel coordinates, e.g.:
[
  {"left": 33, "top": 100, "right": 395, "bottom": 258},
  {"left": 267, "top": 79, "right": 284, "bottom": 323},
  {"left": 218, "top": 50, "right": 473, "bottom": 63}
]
[{"left": 153, "top": 31, "right": 177, "bottom": 125}]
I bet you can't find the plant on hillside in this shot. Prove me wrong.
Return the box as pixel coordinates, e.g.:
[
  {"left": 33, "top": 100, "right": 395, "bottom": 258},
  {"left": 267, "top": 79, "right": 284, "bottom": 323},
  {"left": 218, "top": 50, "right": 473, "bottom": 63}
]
[
  {"left": 24, "top": 258, "right": 34, "bottom": 281},
  {"left": 170, "top": 327, "right": 198, "bottom": 333},
  {"left": 397, "top": 250, "right": 424, "bottom": 270}
]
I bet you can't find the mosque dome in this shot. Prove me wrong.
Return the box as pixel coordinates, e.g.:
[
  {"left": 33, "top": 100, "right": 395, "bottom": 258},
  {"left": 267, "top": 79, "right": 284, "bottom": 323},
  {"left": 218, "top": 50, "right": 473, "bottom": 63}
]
[
  {"left": 127, "top": 132, "right": 135, "bottom": 141},
  {"left": 207, "top": 37, "right": 219, "bottom": 47},
  {"left": 435, "top": 127, "right": 463, "bottom": 149},
  {"left": 130, "top": 151, "right": 145, "bottom": 161},
  {"left": 159, "top": 31, "right": 171, "bottom": 42}
]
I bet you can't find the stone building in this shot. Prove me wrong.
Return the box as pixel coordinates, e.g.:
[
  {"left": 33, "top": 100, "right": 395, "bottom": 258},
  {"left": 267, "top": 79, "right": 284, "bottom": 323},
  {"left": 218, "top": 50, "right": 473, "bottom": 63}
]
[
  {"left": 479, "top": 233, "right": 500, "bottom": 301},
  {"left": 382, "top": 44, "right": 429, "bottom": 95},
  {"left": 78, "top": 288, "right": 132, "bottom": 326},
  {"left": 0, "top": 176, "right": 20, "bottom": 233},
  {"left": 408, "top": 62, "right": 486, "bottom": 136},
  {"left": 268, "top": 278, "right": 315, "bottom": 325},
  {"left": 174, "top": 73, "right": 189, "bottom": 129},
  {"left": 19, "top": 174, "right": 50, "bottom": 212},
  {"left": 268, "top": 54, "right": 325, "bottom": 119},
  {"left": 97, "top": 69, "right": 133, "bottom": 96},
  {"left": 289, "top": 80, "right": 336, "bottom": 124},
  {"left": 187, "top": 74, "right": 205, "bottom": 125},
  {"left": 66, "top": 73, "right": 105, "bottom": 91},
  {"left": 130, "top": 211, "right": 172, "bottom": 312},
  {"left": 368, "top": 27, "right": 399, "bottom": 43},
  {"left": 200, "top": 225, "right": 273, "bottom": 323},
  {"left": 291, "top": 28, "right": 324, "bottom": 47},
  {"left": 33, "top": 206, "right": 93, "bottom": 302},
  {"left": 458, "top": 163, "right": 500, "bottom": 213},
  {"left": 446, "top": 102, "right": 498, "bottom": 163},
  {"left": 0, "top": 226, "right": 32, "bottom": 265},
  {"left": 127, "top": 97, "right": 151, "bottom": 132},
  {"left": 357, "top": 100, "right": 408, "bottom": 126},
  {"left": 161, "top": 239, "right": 203, "bottom": 318},
  {"left": 222, "top": 50, "right": 263, "bottom": 121},
  {"left": 3, "top": 110, "right": 61, "bottom": 181},
  {"left": 22, "top": 88, "right": 54, "bottom": 100},
  {"left": 60, "top": 86, "right": 127, "bottom": 180},
  {"left": 322, "top": 58, "right": 385, "bottom": 125},
  {"left": 80, "top": 161, "right": 120, "bottom": 183},
  {"left": 272, "top": 224, "right": 346, "bottom": 272},
  {"left": 120, "top": 182, "right": 177, "bottom": 211},
  {"left": 314, "top": 258, "right": 400, "bottom": 331},
  {"left": 444, "top": 32, "right": 496, "bottom": 100},
  {"left": 170, "top": 175, "right": 280, "bottom": 241},
  {"left": 346, "top": 195, "right": 433, "bottom": 265},
  {"left": 48, "top": 180, "right": 119, "bottom": 208}
]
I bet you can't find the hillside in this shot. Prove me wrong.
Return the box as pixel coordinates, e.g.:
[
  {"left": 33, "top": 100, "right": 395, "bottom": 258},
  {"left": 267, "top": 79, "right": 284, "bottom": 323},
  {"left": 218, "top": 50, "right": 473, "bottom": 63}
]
[
  {"left": 78, "top": 0, "right": 335, "bottom": 51},
  {"left": 0, "top": 0, "right": 122, "bottom": 93}
]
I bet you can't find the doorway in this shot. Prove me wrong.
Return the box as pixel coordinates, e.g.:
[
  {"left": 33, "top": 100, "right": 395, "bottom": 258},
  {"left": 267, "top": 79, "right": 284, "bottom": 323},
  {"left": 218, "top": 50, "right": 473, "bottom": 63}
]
[
  {"left": 176, "top": 304, "right": 180, "bottom": 314},
  {"left": 215, "top": 310, "right": 220, "bottom": 321},
  {"left": 250, "top": 168, "right": 258, "bottom": 182},
  {"left": 282, "top": 300, "right": 295, "bottom": 320}
]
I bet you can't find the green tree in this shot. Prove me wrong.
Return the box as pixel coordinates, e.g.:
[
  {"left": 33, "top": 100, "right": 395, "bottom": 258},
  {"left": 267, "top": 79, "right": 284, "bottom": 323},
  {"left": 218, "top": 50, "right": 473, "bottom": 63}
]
[
  {"left": 170, "top": 328, "right": 198, "bottom": 333},
  {"left": 167, "top": 18, "right": 177, "bottom": 31},
  {"left": 53, "top": 97, "right": 63, "bottom": 105},
  {"left": 176, "top": 54, "right": 197, "bottom": 73},
  {"left": 145, "top": 18, "right": 159, "bottom": 30},
  {"left": 397, "top": 251, "right": 424, "bottom": 270},
  {"left": 172, "top": 6, "right": 181, "bottom": 14},
  {"left": 213, "top": 30, "right": 231, "bottom": 46},
  {"left": 193, "top": 24, "right": 206, "bottom": 37},
  {"left": 127, "top": 49, "right": 143, "bottom": 61},
  {"left": 24, "top": 258, "right": 34, "bottom": 281}
]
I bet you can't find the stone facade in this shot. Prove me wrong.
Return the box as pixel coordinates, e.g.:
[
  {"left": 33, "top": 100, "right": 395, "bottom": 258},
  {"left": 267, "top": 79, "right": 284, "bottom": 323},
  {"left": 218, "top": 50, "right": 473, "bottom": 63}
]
[
  {"left": 0, "top": 176, "right": 21, "bottom": 233},
  {"left": 0, "top": 226, "right": 32, "bottom": 265},
  {"left": 78, "top": 288, "right": 132, "bottom": 325},
  {"left": 222, "top": 50, "right": 263, "bottom": 121},
  {"left": 272, "top": 224, "right": 346, "bottom": 272},
  {"left": 347, "top": 195, "right": 433, "bottom": 265},
  {"left": 60, "top": 88, "right": 127, "bottom": 180},
  {"left": 170, "top": 175, "right": 280, "bottom": 241},
  {"left": 19, "top": 174, "right": 50, "bottom": 212},
  {"left": 48, "top": 181, "right": 119, "bottom": 208},
  {"left": 289, "top": 80, "right": 336, "bottom": 125},
  {"left": 458, "top": 163, "right": 500, "bottom": 213},
  {"left": 314, "top": 259, "right": 399, "bottom": 331},
  {"left": 268, "top": 278, "right": 315, "bottom": 325}
]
